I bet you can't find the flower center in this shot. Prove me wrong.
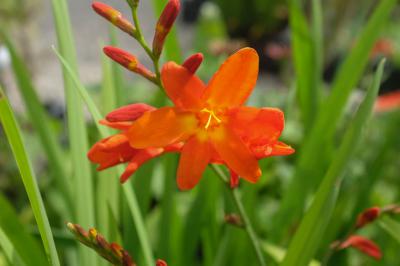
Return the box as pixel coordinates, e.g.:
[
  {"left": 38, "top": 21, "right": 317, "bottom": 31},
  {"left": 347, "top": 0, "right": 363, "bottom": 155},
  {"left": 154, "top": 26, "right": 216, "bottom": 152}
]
[{"left": 198, "top": 108, "right": 222, "bottom": 129}]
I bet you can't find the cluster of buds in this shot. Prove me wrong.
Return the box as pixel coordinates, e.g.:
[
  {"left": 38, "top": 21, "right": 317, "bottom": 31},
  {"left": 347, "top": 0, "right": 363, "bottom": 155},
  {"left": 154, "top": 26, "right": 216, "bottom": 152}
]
[
  {"left": 67, "top": 223, "right": 169, "bottom": 266},
  {"left": 331, "top": 205, "right": 400, "bottom": 260},
  {"left": 92, "top": 0, "right": 196, "bottom": 87},
  {"left": 67, "top": 223, "right": 135, "bottom": 265}
]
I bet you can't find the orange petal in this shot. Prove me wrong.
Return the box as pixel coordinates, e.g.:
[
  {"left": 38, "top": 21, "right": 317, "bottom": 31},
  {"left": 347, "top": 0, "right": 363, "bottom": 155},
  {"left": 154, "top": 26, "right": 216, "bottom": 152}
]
[
  {"left": 161, "top": 62, "right": 206, "bottom": 110},
  {"left": 210, "top": 126, "right": 261, "bottom": 183},
  {"left": 228, "top": 106, "right": 284, "bottom": 144},
  {"left": 99, "top": 119, "right": 132, "bottom": 131},
  {"left": 203, "top": 48, "right": 259, "bottom": 108},
  {"left": 250, "top": 141, "right": 294, "bottom": 159},
  {"left": 177, "top": 136, "right": 211, "bottom": 190},
  {"left": 88, "top": 136, "right": 136, "bottom": 170},
  {"left": 128, "top": 107, "right": 197, "bottom": 149},
  {"left": 120, "top": 147, "right": 164, "bottom": 183}
]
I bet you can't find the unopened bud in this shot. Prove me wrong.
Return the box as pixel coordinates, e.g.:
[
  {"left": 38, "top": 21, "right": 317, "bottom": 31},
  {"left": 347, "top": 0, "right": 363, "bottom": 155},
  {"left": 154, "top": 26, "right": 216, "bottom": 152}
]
[
  {"left": 106, "top": 103, "right": 155, "bottom": 122},
  {"left": 103, "top": 46, "right": 156, "bottom": 82},
  {"left": 92, "top": 2, "right": 137, "bottom": 37},
  {"left": 126, "top": 0, "right": 139, "bottom": 8},
  {"left": 224, "top": 213, "right": 244, "bottom": 227},
  {"left": 156, "top": 259, "right": 168, "bottom": 266},
  {"left": 152, "top": 0, "right": 180, "bottom": 58},
  {"left": 356, "top": 207, "right": 380, "bottom": 229},
  {"left": 182, "top": 53, "right": 203, "bottom": 73},
  {"left": 339, "top": 235, "right": 381, "bottom": 260}
]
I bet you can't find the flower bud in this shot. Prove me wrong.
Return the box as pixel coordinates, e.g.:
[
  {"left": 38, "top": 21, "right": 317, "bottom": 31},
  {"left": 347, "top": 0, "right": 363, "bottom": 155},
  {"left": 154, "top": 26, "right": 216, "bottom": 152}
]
[
  {"left": 224, "top": 213, "right": 244, "bottom": 227},
  {"left": 103, "top": 46, "right": 156, "bottom": 82},
  {"left": 152, "top": 0, "right": 180, "bottom": 58},
  {"left": 156, "top": 259, "right": 168, "bottom": 266},
  {"left": 182, "top": 53, "right": 203, "bottom": 73},
  {"left": 339, "top": 235, "right": 381, "bottom": 260},
  {"left": 356, "top": 207, "right": 380, "bottom": 229},
  {"left": 106, "top": 103, "right": 156, "bottom": 122},
  {"left": 92, "top": 2, "right": 137, "bottom": 37}
]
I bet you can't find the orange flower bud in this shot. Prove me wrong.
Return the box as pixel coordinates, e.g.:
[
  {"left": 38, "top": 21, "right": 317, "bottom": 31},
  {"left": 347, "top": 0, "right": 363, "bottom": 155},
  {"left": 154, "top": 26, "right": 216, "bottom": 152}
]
[
  {"left": 182, "top": 53, "right": 203, "bottom": 73},
  {"left": 374, "top": 91, "right": 400, "bottom": 113},
  {"left": 152, "top": 0, "right": 180, "bottom": 58},
  {"left": 92, "top": 2, "right": 137, "bottom": 37},
  {"left": 339, "top": 235, "right": 381, "bottom": 260},
  {"left": 156, "top": 259, "right": 168, "bottom": 266},
  {"left": 103, "top": 46, "right": 156, "bottom": 82},
  {"left": 106, "top": 103, "right": 156, "bottom": 122},
  {"left": 356, "top": 207, "right": 380, "bottom": 229}
]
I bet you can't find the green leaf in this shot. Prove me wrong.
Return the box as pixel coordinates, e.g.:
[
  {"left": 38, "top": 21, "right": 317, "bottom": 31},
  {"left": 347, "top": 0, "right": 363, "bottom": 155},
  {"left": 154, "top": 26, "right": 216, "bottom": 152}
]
[
  {"left": 379, "top": 216, "right": 400, "bottom": 244},
  {"left": 275, "top": 0, "right": 397, "bottom": 236},
  {"left": 52, "top": 50, "right": 155, "bottom": 265},
  {"left": 289, "top": 0, "right": 320, "bottom": 128},
  {"left": 262, "top": 242, "right": 320, "bottom": 266},
  {"left": 2, "top": 33, "right": 73, "bottom": 214},
  {"left": 0, "top": 194, "right": 47, "bottom": 266},
  {"left": 0, "top": 86, "right": 60, "bottom": 266},
  {"left": 49, "top": 0, "right": 96, "bottom": 264},
  {"left": 281, "top": 59, "right": 386, "bottom": 266}
]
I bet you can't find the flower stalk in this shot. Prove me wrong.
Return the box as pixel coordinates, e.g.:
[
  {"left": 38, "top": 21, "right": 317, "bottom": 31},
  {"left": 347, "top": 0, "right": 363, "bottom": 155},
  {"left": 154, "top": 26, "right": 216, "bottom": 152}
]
[{"left": 211, "top": 165, "right": 267, "bottom": 266}]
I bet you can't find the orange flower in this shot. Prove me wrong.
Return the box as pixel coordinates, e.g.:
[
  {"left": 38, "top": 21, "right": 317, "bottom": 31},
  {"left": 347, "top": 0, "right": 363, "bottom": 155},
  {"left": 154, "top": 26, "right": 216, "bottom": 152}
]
[
  {"left": 88, "top": 103, "right": 182, "bottom": 183},
  {"left": 127, "top": 48, "right": 294, "bottom": 189}
]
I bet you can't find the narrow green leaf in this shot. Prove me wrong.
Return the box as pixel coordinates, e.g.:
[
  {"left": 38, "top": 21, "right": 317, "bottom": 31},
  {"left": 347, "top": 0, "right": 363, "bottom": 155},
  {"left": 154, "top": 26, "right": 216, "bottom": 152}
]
[
  {"left": 0, "top": 86, "right": 60, "bottom": 266},
  {"left": 262, "top": 242, "right": 320, "bottom": 266},
  {"left": 276, "top": 0, "right": 396, "bottom": 234},
  {"left": 0, "top": 194, "right": 47, "bottom": 266},
  {"left": 49, "top": 0, "right": 96, "bottom": 264},
  {"left": 289, "top": 0, "right": 318, "bottom": 128},
  {"left": 281, "top": 59, "right": 386, "bottom": 266},
  {"left": 52, "top": 51, "right": 155, "bottom": 265},
  {"left": 2, "top": 33, "right": 73, "bottom": 213},
  {"left": 379, "top": 216, "right": 400, "bottom": 244}
]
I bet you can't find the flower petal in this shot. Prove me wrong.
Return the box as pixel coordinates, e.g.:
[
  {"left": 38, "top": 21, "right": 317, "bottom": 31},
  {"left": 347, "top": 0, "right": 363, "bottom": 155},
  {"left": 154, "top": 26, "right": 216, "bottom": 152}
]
[
  {"left": 161, "top": 62, "right": 206, "bottom": 110},
  {"left": 177, "top": 136, "right": 211, "bottom": 190},
  {"left": 99, "top": 119, "right": 132, "bottom": 131},
  {"left": 106, "top": 103, "right": 155, "bottom": 122},
  {"left": 88, "top": 135, "right": 136, "bottom": 170},
  {"left": 203, "top": 48, "right": 259, "bottom": 108},
  {"left": 210, "top": 126, "right": 261, "bottom": 183},
  {"left": 228, "top": 106, "right": 284, "bottom": 144},
  {"left": 128, "top": 107, "right": 197, "bottom": 149},
  {"left": 251, "top": 141, "right": 295, "bottom": 159},
  {"left": 120, "top": 147, "right": 164, "bottom": 183}
]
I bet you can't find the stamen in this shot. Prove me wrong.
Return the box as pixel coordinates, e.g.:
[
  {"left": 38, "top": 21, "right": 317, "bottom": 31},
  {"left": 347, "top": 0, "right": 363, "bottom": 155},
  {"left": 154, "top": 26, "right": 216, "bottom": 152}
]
[{"left": 200, "top": 108, "right": 221, "bottom": 129}]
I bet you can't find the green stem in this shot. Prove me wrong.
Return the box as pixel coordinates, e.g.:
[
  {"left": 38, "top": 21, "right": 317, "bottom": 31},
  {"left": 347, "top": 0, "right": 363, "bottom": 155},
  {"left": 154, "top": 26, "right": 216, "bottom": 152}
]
[
  {"left": 211, "top": 165, "right": 266, "bottom": 266},
  {"left": 130, "top": 6, "right": 163, "bottom": 89}
]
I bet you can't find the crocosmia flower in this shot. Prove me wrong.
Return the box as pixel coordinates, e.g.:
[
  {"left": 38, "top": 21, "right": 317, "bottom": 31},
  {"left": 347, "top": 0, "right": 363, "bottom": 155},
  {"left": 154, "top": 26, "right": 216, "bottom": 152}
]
[{"left": 124, "top": 47, "right": 294, "bottom": 189}]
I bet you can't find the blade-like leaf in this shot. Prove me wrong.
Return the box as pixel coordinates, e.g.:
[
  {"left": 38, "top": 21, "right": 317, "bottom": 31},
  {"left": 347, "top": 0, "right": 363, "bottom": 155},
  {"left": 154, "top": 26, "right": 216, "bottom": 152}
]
[
  {"left": 379, "top": 216, "right": 400, "bottom": 244},
  {"left": 0, "top": 194, "right": 47, "bottom": 266},
  {"left": 276, "top": 0, "right": 396, "bottom": 235},
  {"left": 53, "top": 50, "right": 155, "bottom": 265},
  {"left": 49, "top": 0, "right": 96, "bottom": 264},
  {"left": 0, "top": 86, "right": 60, "bottom": 266},
  {"left": 281, "top": 59, "right": 386, "bottom": 266},
  {"left": 2, "top": 33, "right": 73, "bottom": 213}
]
